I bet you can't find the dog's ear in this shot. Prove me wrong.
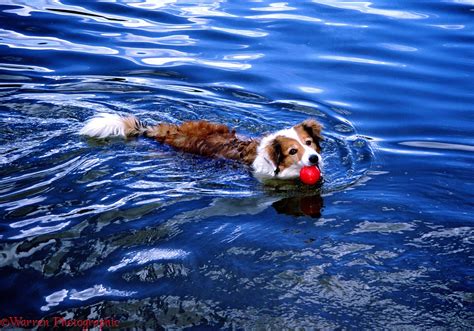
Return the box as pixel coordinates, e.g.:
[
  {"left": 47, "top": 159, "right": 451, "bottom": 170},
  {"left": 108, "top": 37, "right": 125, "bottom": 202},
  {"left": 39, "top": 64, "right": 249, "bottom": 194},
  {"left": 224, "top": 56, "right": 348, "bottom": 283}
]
[
  {"left": 267, "top": 137, "right": 284, "bottom": 175},
  {"left": 302, "top": 119, "right": 323, "bottom": 150}
]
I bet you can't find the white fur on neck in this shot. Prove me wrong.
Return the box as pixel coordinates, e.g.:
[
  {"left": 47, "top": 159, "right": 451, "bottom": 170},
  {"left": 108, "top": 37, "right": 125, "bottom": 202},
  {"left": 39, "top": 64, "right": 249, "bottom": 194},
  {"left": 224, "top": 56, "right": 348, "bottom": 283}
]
[
  {"left": 251, "top": 127, "right": 323, "bottom": 180},
  {"left": 251, "top": 131, "right": 280, "bottom": 180},
  {"left": 251, "top": 128, "right": 296, "bottom": 180}
]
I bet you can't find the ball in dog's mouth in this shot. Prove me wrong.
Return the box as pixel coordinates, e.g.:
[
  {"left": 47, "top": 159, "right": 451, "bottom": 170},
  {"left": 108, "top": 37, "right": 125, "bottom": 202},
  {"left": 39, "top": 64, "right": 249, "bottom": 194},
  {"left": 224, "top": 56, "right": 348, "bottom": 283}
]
[{"left": 299, "top": 166, "right": 321, "bottom": 185}]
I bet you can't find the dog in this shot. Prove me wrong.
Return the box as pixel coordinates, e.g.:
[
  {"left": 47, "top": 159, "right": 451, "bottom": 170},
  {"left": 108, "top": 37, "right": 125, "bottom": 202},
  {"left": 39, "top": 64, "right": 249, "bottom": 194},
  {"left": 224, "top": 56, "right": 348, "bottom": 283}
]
[{"left": 79, "top": 113, "right": 323, "bottom": 181}]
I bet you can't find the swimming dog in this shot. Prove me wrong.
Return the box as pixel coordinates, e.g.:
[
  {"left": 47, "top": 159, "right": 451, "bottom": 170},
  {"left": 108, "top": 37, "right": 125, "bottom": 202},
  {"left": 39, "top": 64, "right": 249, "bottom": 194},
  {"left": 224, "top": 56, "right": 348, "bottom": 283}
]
[{"left": 80, "top": 113, "right": 323, "bottom": 181}]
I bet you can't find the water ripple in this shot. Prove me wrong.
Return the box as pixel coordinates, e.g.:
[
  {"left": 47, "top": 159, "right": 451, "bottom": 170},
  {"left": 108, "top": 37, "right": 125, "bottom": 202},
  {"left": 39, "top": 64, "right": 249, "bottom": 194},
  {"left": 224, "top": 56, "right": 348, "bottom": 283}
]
[
  {"left": 0, "top": 0, "right": 472, "bottom": 328},
  {"left": 5, "top": 1, "right": 156, "bottom": 28},
  {"left": 319, "top": 55, "right": 407, "bottom": 67},
  {"left": 400, "top": 140, "right": 474, "bottom": 152},
  {"left": 108, "top": 248, "right": 189, "bottom": 272},
  {"left": 142, "top": 56, "right": 252, "bottom": 70},
  {"left": 312, "top": 0, "right": 428, "bottom": 19}
]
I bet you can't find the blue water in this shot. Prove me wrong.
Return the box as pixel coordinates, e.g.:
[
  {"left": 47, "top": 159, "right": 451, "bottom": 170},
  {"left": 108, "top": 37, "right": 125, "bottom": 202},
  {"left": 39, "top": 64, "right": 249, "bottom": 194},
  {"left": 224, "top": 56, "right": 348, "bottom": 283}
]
[{"left": 0, "top": 0, "right": 473, "bottom": 328}]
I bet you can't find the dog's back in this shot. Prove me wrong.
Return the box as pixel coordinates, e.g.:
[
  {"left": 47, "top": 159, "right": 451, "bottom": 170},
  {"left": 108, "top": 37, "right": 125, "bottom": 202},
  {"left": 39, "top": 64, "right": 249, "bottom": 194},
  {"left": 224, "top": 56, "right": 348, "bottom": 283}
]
[{"left": 80, "top": 113, "right": 258, "bottom": 164}]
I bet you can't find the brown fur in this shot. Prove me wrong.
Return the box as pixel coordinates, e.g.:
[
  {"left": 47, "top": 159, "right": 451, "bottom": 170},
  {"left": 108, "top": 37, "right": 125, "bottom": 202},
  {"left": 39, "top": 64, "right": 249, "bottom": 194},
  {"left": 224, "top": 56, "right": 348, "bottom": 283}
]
[
  {"left": 120, "top": 116, "right": 322, "bottom": 172},
  {"left": 294, "top": 119, "right": 323, "bottom": 153},
  {"left": 123, "top": 116, "right": 143, "bottom": 136},
  {"left": 145, "top": 120, "right": 259, "bottom": 164},
  {"left": 267, "top": 136, "right": 305, "bottom": 174}
]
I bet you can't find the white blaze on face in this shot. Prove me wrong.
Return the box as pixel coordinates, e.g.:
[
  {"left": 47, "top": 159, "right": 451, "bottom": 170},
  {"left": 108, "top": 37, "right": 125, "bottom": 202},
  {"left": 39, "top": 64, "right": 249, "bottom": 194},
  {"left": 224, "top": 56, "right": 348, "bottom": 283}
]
[
  {"left": 286, "top": 128, "right": 321, "bottom": 166},
  {"left": 251, "top": 127, "right": 322, "bottom": 180}
]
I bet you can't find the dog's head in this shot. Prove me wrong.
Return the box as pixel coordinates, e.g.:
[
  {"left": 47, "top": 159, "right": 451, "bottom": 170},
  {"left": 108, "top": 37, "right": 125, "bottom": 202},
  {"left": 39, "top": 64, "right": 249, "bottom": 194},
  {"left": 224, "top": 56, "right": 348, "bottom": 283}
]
[{"left": 252, "top": 119, "right": 323, "bottom": 180}]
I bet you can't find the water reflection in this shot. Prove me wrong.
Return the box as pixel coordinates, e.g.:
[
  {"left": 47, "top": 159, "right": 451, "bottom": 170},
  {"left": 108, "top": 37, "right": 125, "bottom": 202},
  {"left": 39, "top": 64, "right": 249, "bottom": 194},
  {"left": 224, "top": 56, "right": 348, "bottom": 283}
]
[
  {"left": 142, "top": 56, "right": 252, "bottom": 70},
  {"left": 319, "top": 55, "right": 407, "bottom": 68},
  {"left": 108, "top": 248, "right": 189, "bottom": 272},
  {"left": 272, "top": 194, "right": 324, "bottom": 218},
  {"left": 311, "top": 0, "right": 427, "bottom": 19},
  {"left": 1, "top": 0, "right": 472, "bottom": 327},
  {"left": 41, "top": 285, "right": 135, "bottom": 311},
  {"left": 4, "top": 1, "right": 152, "bottom": 27},
  {"left": 159, "top": 190, "right": 325, "bottom": 221}
]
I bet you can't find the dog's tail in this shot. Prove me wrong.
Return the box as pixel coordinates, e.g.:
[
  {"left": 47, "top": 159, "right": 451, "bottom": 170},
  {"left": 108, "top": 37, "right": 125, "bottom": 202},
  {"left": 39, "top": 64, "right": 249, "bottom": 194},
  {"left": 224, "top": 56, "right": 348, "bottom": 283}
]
[{"left": 79, "top": 113, "right": 149, "bottom": 139}]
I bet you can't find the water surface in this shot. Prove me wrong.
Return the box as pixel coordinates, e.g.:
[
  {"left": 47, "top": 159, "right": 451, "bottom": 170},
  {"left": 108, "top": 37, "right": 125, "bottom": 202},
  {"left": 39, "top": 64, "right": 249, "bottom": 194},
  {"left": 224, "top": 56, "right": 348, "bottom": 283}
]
[{"left": 0, "top": 0, "right": 473, "bottom": 328}]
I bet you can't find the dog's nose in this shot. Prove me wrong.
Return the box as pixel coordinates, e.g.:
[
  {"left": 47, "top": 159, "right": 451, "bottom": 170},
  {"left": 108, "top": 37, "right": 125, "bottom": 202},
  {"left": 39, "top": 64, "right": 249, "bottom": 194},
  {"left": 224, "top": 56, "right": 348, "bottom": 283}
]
[{"left": 309, "top": 154, "right": 319, "bottom": 165}]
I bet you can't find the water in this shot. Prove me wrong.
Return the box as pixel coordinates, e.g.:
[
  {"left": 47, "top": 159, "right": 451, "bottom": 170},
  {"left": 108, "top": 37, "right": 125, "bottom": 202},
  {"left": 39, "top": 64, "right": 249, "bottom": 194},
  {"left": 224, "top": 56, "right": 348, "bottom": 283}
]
[{"left": 0, "top": 0, "right": 473, "bottom": 328}]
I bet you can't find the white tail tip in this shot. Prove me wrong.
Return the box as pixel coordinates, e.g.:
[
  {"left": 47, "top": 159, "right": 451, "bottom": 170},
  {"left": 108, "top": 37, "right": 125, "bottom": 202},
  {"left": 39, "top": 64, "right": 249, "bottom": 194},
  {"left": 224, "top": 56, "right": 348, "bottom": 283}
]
[{"left": 79, "top": 113, "right": 126, "bottom": 138}]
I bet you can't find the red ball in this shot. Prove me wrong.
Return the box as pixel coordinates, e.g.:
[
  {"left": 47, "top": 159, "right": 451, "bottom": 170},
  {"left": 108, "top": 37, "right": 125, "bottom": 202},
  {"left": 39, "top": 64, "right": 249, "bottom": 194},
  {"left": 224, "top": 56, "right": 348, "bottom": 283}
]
[{"left": 299, "top": 166, "right": 321, "bottom": 185}]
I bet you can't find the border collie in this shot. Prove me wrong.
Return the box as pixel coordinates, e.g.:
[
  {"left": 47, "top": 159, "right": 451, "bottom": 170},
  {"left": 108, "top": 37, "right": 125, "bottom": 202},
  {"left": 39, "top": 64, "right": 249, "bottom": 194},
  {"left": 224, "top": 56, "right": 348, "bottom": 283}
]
[{"left": 79, "top": 113, "right": 323, "bottom": 181}]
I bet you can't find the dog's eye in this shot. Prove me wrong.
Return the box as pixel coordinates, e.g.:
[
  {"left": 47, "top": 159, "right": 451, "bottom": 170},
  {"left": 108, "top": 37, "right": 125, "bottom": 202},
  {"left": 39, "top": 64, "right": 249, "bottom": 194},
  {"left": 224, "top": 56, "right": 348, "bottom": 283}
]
[
  {"left": 289, "top": 148, "right": 298, "bottom": 155},
  {"left": 305, "top": 140, "right": 312, "bottom": 146}
]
